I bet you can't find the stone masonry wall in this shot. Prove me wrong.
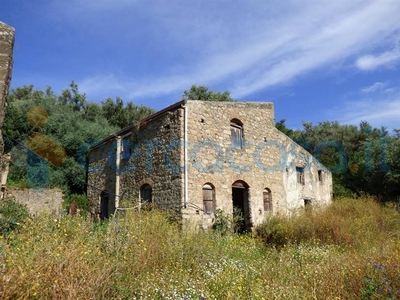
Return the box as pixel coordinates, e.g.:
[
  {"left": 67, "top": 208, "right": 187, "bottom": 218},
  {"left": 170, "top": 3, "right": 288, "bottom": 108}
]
[
  {"left": 6, "top": 187, "right": 64, "bottom": 216},
  {"left": 88, "top": 107, "right": 184, "bottom": 218},
  {"left": 87, "top": 140, "right": 117, "bottom": 218},
  {"left": 0, "top": 22, "right": 15, "bottom": 194},
  {"left": 182, "top": 100, "right": 332, "bottom": 229}
]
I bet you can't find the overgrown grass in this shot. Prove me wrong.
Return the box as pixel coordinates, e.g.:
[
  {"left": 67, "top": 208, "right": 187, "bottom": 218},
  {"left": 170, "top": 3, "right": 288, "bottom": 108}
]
[
  {"left": 255, "top": 197, "right": 400, "bottom": 249},
  {"left": 0, "top": 197, "right": 399, "bottom": 299}
]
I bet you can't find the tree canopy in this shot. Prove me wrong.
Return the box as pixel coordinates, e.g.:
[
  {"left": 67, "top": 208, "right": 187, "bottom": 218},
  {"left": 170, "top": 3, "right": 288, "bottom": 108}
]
[
  {"left": 182, "top": 85, "right": 235, "bottom": 102},
  {"left": 3, "top": 82, "right": 154, "bottom": 196}
]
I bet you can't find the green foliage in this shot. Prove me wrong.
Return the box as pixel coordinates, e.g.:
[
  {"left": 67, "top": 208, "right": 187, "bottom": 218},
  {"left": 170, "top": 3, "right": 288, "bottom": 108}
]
[
  {"left": 275, "top": 119, "right": 294, "bottom": 138},
  {"left": 212, "top": 208, "right": 244, "bottom": 235},
  {"left": 64, "top": 193, "right": 89, "bottom": 213},
  {"left": 3, "top": 82, "right": 153, "bottom": 196},
  {"left": 101, "top": 97, "right": 155, "bottom": 129},
  {"left": 182, "top": 85, "right": 235, "bottom": 102},
  {"left": 212, "top": 209, "right": 231, "bottom": 234},
  {"left": 361, "top": 262, "right": 400, "bottom": 299},
  {"left": 0, "top": 197, "right": 30, "bottom": 235}
]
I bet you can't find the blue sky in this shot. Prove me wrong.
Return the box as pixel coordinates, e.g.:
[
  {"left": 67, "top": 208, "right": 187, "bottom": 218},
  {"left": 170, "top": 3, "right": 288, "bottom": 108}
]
[{"left": 2, "top": 0, "right": 400, "bottom": 131}]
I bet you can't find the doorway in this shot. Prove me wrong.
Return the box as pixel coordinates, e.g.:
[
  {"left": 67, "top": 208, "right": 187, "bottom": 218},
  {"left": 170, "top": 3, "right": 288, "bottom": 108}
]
[
  {"left": 232, "top": 180, "right": 251, "bottom": 233},
  {"left": 100, "top": 191, "right": 109, "bottom": 220}
]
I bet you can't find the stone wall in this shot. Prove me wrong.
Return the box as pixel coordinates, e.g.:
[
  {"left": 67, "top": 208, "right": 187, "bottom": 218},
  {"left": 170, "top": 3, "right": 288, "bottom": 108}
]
[
  {"left": 0, "top": 22, "right": 15, "bottom": 198},
  {"left": 182, "top": 100, "right": 332, "bottom": 229},
  {"left": 6, "top": 188, "right": 64, "bottom": 216},
  {"left": 88, "top": 105, "right": 184, "bottom": 219}
]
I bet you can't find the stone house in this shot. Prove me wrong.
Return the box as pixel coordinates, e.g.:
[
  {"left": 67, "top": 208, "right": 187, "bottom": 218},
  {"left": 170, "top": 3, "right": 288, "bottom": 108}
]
[{"left": 87, "top": 100, "right": 332, "bottom": 231}]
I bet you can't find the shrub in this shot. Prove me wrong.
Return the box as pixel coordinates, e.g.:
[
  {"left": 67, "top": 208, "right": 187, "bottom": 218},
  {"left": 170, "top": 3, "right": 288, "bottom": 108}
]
[
  {"left": 255, "top": 197, "right": 400, "bottom": 248},
  {"left": 64, "top": 193, "right": 89, "bottom": 214},
  {"left": 212, "top": 208, "right": 244, "bottom": 235},
  {"left": 0, "top": 197, "right": 30, "bottom": 235}
]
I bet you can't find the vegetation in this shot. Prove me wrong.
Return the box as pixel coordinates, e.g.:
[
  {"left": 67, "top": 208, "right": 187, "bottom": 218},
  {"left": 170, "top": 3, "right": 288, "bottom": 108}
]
[
  {"left": 182, "top": 85, "right": 235, "bottom": 102},
  {"left": 3, "top": 82, "right": 154, "bottom": 196},
  {"left": 0, "top": 197, "right": 399, "bottom": 299},
  {"left": 0, "top": 197, "right": 29, "bottom": 236}
]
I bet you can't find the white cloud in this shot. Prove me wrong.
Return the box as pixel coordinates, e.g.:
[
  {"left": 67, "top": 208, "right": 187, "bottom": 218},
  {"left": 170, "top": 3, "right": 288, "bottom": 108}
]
[
  {"left": 339, "top": 98, "right": 400, "bottom": 129},
  {"left": 80, "top": 75, "right": 124, "bottom": 94},
  {"left": 141, "top": 1, "right": 400, "bottom": 99},
  {"left": 361, "top": 82, "right": 388, "bottom": 93},
  {"left": 50, "top": 0, "right": 400, "bottom": 101},
  {"left": 355, "top": 48, "right": 400, "bottom": 71},
  {"left": 336, "top": 84, "right": 400, "bottom": 130}
]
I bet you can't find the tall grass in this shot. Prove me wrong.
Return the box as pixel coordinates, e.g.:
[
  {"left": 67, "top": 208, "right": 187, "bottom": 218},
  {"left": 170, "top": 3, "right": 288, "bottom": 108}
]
[
  {"left": 255, "top": 197, "right": 400, "bottom": 249},
  {"left": 0, "top": 197, "right": 399, "bottom": 299}
]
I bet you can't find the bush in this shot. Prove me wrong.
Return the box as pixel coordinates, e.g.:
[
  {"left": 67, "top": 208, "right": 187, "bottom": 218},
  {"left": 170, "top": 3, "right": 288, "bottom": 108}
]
[
  {"left": 212, "top": 208, "right": 244, "bottom": 235},
  {"left": 64, "top": 193, "right": 89, "bottom": 214},
  {"left": 255, "top": 197, "right": 400, "bottom": 248},
  {"left": 0, "top": 197, "right": 30, "bottom": 235}
]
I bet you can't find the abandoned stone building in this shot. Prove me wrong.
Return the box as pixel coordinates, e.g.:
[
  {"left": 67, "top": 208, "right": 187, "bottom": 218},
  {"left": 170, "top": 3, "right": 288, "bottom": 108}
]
[{"left": 87, "top": 100, "right": 332, "bottom": 231}]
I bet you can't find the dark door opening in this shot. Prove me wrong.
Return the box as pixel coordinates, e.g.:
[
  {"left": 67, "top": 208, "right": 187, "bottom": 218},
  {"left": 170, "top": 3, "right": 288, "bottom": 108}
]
[
  {"left": 100, "top": 191, "right": 109, "bottom": 220},
  {"left": 232, "top": 181, "right": 251, "bottom": 233}
]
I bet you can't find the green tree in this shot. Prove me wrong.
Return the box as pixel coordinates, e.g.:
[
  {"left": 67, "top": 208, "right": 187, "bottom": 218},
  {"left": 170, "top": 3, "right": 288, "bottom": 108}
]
[
  {"left": 3, "top": 83, "right": 118, "bottom": 195},
  {"left": 101, "top": 97, "right": 155, "bottom": 129},
  {"left": 275, "top": 119, "right": 294, "bottom": 138},
  {"left": 182, "top": 85, "right": 235, "bottom": 102}
]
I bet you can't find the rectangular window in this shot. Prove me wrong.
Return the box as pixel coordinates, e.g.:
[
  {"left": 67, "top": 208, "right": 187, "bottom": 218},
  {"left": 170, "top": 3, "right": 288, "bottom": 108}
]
[
  {"left": 296, "top": 167, "right": 305, "bottom": 185},
  {"left": 121, "top": 140, "right": 132, "bottom": 160},
  {"left": 318, "top": 170, "right": 323, "bottom": 181}
]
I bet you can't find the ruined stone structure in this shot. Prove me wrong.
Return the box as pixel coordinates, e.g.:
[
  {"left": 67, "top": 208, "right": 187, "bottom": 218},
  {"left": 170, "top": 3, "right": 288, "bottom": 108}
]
[
  {"left": 6, "top": 188, "right": 64, "bottom": 216},
  {"left": 88, "top": 100, "right": 332, "bottom": 230},
  {"left": 0, "top": 22, "right": 15, "bottom": 199}
]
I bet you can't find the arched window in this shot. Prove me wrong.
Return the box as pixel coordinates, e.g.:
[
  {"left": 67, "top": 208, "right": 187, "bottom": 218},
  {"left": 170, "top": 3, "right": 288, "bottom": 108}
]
[
  {"left": 230, "top": 119, "right": 243, "bottom": 148},
  {"left": 202, "top": 183, "right": 215, "bottom": 214},
  {"left": 263, "top": 188, "right": 272, "bottom": 212},
  {"left": 140, "top": 184, "right": 152, "bottom": 203}
]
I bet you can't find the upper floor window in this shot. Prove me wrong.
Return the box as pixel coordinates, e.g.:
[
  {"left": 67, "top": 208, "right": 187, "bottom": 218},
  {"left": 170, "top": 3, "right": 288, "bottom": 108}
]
[
  {"left": 263, "top": 188, "right": 272, "bottom": 212},
  {"left": 202, "top": 183, "right": 215, "bottom": 214},
  {"left": 230, "top": 119, "right": 243, "bottom": 148},
  {"left": 296, "top": 167, "right": 305, "bottom": 185},
  {"left": 121, "top": 140, "right": 132, "bottom": 160}
]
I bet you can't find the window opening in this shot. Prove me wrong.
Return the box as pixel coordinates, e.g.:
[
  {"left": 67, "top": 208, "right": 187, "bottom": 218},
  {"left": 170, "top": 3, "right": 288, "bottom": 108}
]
[
  {"left": 230, "top": 119, "right": 243, "bottom": 148},
  {"left": 296, "top": 167, "right": 305, "bottom": 185},
  {"left": 263, "top": 188, "right": 272, "bottom": 212}
]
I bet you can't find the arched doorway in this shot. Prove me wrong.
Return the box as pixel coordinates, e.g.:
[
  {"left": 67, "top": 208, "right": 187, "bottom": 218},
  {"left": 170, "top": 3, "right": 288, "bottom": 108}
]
[
  {"left": 232, "top": 180, "right": 251, "bottom": 233},
  {"left": 140, "top": 184, "right": 153, "bottom": 203}
]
